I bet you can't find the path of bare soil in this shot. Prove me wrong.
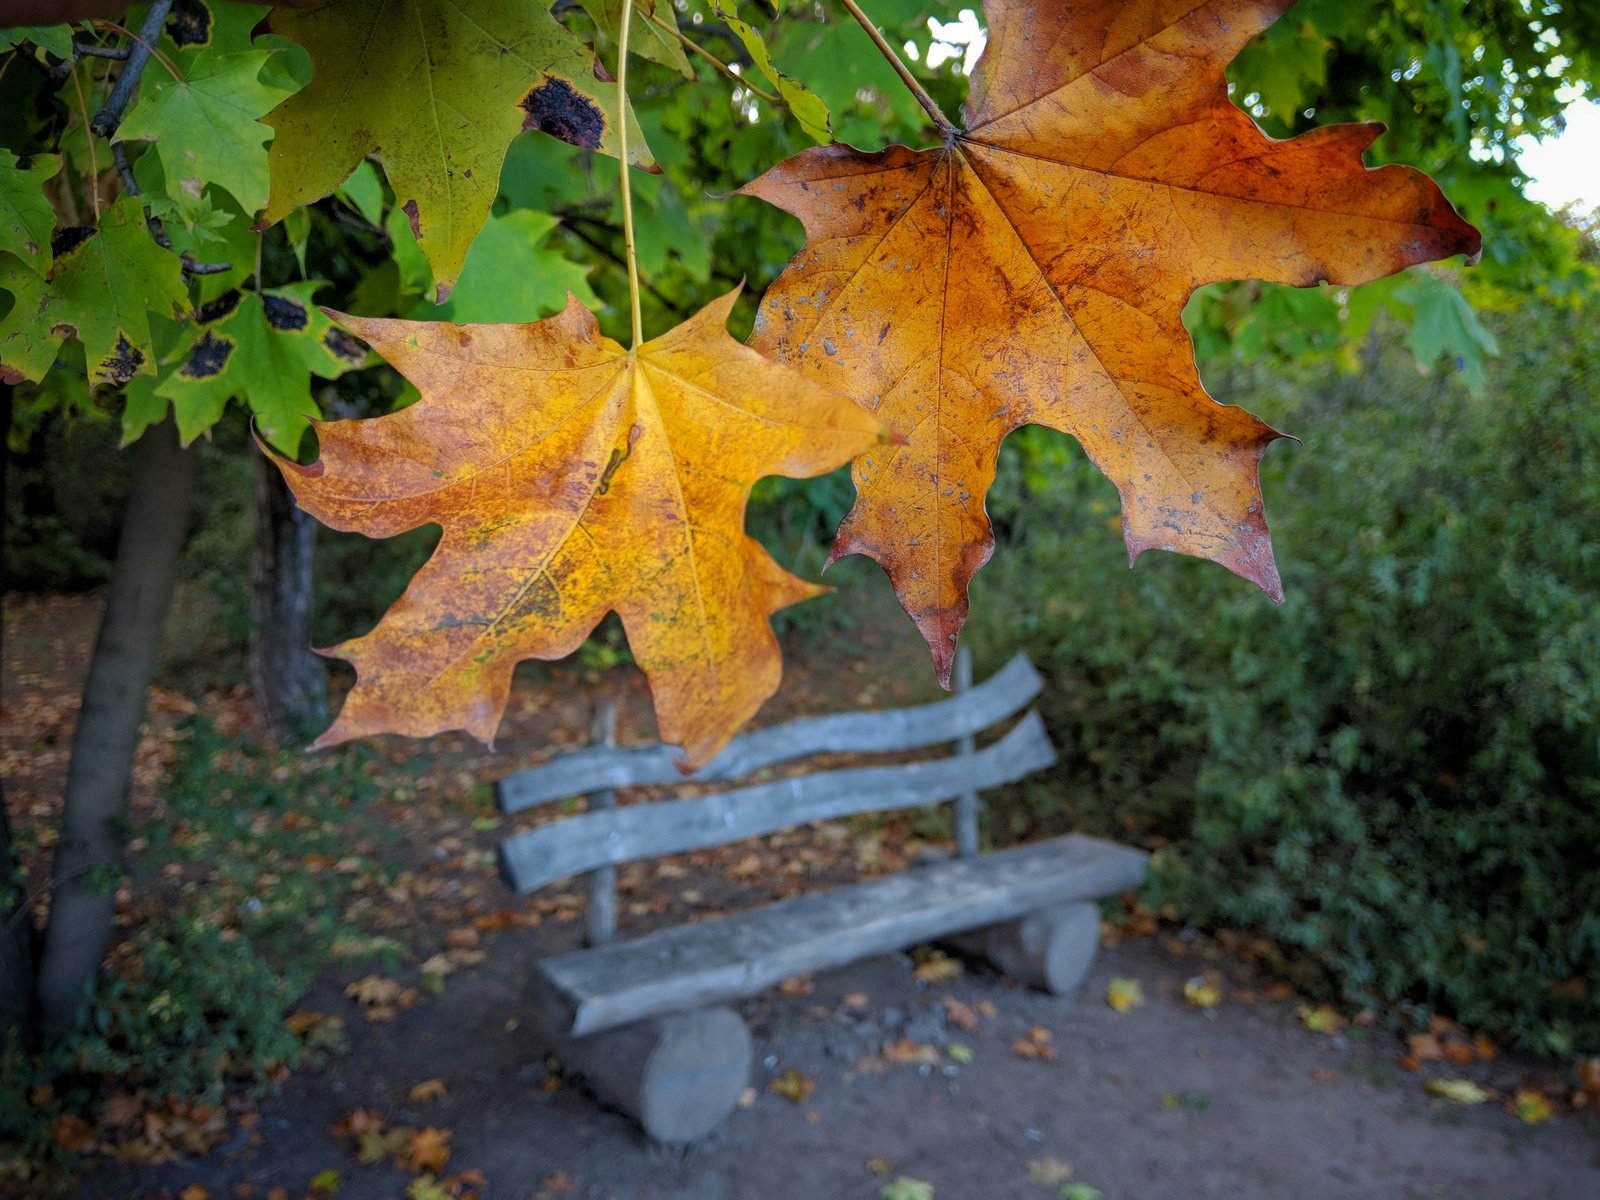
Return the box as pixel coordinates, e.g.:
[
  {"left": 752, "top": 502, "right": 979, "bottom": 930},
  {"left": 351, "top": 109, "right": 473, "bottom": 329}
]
[{"left": 6, "top": 585, "right": 1598, "bottom": 1200}]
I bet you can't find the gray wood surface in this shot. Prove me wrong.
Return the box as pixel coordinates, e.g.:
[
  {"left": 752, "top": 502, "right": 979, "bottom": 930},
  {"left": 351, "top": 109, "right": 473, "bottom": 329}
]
[
  {"left": 952, "top": 648, "right": 981, "bottom": 858},
  {"left": 496, "top": 652, "right": 1043, "bottom": 813},
  {"left": 584, "top": 700, "right": 619, "bottom": 948},
  {"left": 498, "top": 710, "right": 1056, "bottom": 896},
  {"left": 546, "top": 1005, "right": 752, "bottom": 1143},
  {"left": 535, "top": 834, "right": 1150, "bottom": 1036},
  {"left": 946, "top": 900, "right": 1101, "bottom": 995}
]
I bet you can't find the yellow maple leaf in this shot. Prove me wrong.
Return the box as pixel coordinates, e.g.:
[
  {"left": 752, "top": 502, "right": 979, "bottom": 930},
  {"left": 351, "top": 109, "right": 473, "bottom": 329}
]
[
  {"left": 1106, "top": 977, "right": 1144, "bottom": 1014},
  {"left": 1426, "top": 1078, "right": 1492, "bottom": 1105},
  {"left": 268, "top": 291, "right": 887, "bottom": 768}
]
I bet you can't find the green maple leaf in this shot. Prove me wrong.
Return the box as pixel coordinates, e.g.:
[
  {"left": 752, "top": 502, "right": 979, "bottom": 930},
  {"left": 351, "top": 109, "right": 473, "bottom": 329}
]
[
  {"left": 261, "top": 0, "right": 656, "bottom": 303},
  {"left": 0, "top": 152, "right": 61, "bottom": 273},
  {"left": 708, "top": 0, "right": 831, "bottom": 143},
  {"left": 578, "top": 0, "right": 693, "bottom": 77},
  {"left": 0, "top": 255, "right": 58, "bottom": 384},
  {"left": 1, "top": 198, "right": 188, "bottom": 387},
  {"left": 152, "top": 282, "right": 366, "bottom": 453},
  {"left": 120, "top": 51, "right": 296, "bottom": 216},
  {"left": 432, "top": 209, "right": 597, "bottom": 322},
  {"left": 0, "top": 26, "right": 74, "bottom": 59}
]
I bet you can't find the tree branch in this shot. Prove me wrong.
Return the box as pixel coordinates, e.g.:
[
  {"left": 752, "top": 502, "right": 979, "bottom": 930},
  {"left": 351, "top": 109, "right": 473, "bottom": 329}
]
[{"left": 89, "top": 0, "right": 171, "bottom": 138}]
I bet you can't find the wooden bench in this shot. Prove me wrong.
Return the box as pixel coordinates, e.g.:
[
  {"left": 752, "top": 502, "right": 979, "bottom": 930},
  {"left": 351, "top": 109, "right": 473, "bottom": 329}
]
[{"left": 494, "top": 650, "right": 1149, "bottom": 1142}]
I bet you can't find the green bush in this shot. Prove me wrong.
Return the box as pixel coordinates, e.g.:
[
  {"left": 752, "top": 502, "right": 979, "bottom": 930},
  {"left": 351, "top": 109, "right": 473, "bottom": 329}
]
[
  {"left": 1, "top": 720, "right": 397, "bottom": 1176},
  {"left": 969, "top": 298, "right": 1600, "bottom": 1055}
]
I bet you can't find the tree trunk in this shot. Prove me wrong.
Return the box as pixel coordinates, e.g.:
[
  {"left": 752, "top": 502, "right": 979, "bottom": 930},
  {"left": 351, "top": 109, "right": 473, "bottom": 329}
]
[
  {"left": 1, "top": 381, "right": 40, "bottom": 1049},
  {"left": 248, "top": 452, "right": 325, "bottom": 743},
  {"left": 35, "top": 417, "right": 195, "bottom": 1038}
]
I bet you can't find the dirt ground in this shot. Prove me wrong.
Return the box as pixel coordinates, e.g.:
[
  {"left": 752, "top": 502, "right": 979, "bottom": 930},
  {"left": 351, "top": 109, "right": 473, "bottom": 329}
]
[
  {"left": 84, "top": 933, "right": 1600, "bottom": 1200},
  {"left": 7, "top": 586, "right": 1599, "bottom": 1200}
]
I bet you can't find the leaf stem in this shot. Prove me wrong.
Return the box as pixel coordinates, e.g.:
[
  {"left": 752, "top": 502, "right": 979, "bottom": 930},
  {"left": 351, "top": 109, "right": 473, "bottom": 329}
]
[
  {"left": 617, "top": 3, "right": 644, "bottom": 349},
  {"left": 644, "top": 7, "right": 781, "bottom": 106},
  {"left": 67, "top": 63, "right": 101, "bottom": 220},
  {"left": 836, "top": 0, "right": 954, "bottom": 136}
]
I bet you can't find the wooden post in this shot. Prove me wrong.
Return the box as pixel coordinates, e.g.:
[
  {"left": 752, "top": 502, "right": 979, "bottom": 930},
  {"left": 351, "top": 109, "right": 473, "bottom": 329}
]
[
  {"left": 953, "top": 647, "right": 980, "bottom": 857},
  {"left": 947, "top": 900, "right": 1102, "bottom": 995},
  {"left": 552, "top": 1006, "right": 752, "bottom": 1143},
  {"left": 585, "top": 699, "right": 619, "bottom": 948}
]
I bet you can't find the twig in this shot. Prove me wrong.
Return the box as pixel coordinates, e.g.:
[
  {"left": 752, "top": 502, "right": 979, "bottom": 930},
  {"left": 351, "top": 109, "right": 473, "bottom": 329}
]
[
  {"left": 836, "top": 0, "right": 954, "bottom": 136},
  {"left": 112, "top": 140, "right": 232, "bottom": 279},
  {"left": 91, "top": 0, "right": 174, "bottom": 139}
]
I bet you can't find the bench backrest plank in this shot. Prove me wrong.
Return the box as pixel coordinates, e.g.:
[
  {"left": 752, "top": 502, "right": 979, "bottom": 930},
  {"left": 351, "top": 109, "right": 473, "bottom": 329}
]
[
  {"left": 497, "top": 652, "right": 1043, "bottom": 814},
  {"left": 497, "top": 709, "right": 1056, "bottom": 895}
]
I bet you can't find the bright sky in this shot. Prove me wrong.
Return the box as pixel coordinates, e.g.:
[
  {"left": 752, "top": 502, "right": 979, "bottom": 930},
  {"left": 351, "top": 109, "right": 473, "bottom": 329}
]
[{"left": 1515, "top": 98, "right": 1600, "bottom": 213}]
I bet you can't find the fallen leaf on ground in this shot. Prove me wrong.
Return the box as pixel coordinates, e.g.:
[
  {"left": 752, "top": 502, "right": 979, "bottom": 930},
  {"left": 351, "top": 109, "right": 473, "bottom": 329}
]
[
  {"left": 912, "top": 950, "right": 963, "bottom": 985},
  {"left": 770, "top": 1068, "right": 815, "bottom": 1103},
  {"left": 778, "top": 974, "right": 816, "bottom": 997},
  {"left": 51, "top": 1113, "right": 95, "bottom": 1152},
  {"left": 1026, "top": 1157, "right": 1073, "bottom": 1185},
  {"left": 307, "top": 1170, "right": 340, "bottom": 1196},
  {"left": 403, "top": 1126, "right": 453, "bottom": 1174},
  {"left": 1183, "top": 976, "right": 1222, "bottom": 1009},
  {"left": 178, "top": 1186, "right": 211, "bottom": 1200},
  {"left": 883, "top": 1039, "right": 941, "bottom": 1067},
  {"left": 879, "top": 1178, "right": 934, "bottom": 1200},
  {"left": 943, "top": 997, "right": 982, "bottom": 1033},
  {"left": 945, "top": 1042, "right": 974, "bottom": 1064},
  {"left": 866, "top": 1155, "right": 893, "bottom": 1176},
  {"left": 356, "top": 1127, "right": 413, "bottom": 1166},
  {"left": 1511, "top": 1090, "right": 1554, "bottom": 1124},
  {"left": 841, "top": 992, "right": 871, "bottom": 1013},
  {"left": 268, "top": 291, "right": 887, "bottom": 768},
  {"left": 1011, "top": 1027, "right": 1056, "bottom": 1062},
  {"left": 1107, "top": 978, "right": 1144, "bottom": 1014},
  {"left": 408, "top": 1079, "right": 447, "bottom": 1104},
  {"left": 1298, "top": 1004, "right": 1345, "bottom": 1034},
  {"left": 742, "top": 0, "right": 1478, "bottom": 677},
  {"left": 344, "top": 975, "right": 402, "bottom": 1008},
  {"left": 1060, "top": 1185, "right": 1104, "bottom": 1200},
  {"left": 1426, "top": 1078, "right": 1492, "bottom": 1105}
]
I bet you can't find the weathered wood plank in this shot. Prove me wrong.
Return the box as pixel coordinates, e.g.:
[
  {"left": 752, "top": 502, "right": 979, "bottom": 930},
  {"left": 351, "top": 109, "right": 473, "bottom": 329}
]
[
  {"left": 534, "top": 834, "right": 1149, "bottom": 1036},
  {"left": 498, "top": 711, "right": 1056, "bottom": 896},
  {"left": 952, "top": 648, "right": 981, "bottom": 858},
  {"left": 496, "top": 652, "right": 1043, "bottom": 813}
]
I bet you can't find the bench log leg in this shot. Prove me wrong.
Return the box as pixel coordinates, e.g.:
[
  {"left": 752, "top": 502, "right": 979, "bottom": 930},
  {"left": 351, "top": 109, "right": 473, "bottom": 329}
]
[
  {"left": 947, "top": 900, "right": 1102, "bottom": 996},
  {"left": 557, "top": 1006, "right": 752, "bottom": 1143}
]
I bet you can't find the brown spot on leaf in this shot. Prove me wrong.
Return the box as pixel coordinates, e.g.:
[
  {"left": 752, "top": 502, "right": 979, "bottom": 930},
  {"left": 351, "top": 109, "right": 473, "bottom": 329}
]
[
  {"left": 166, "top": 0, "right": 212, "bottom": 47},
  {"left": 50, "top": 227, "right": 96, "bottom": 259},
  {"left": 402, "top": 199, "right": 422, "bottom": 241},
  {"left": 519, "top": 77, "right": 604, "bottom": 150},
  {"left": 195, "top": 289, "right": 242, "bottom": 325},
  {"left": 263, "top": 294, "right": 309, "bottom": 332},
  {"left": 98, "top": 334, "right": 145, "bottom": 387},
  {"left": 180, "top": 330, "right": 234, "bottom": 379}
]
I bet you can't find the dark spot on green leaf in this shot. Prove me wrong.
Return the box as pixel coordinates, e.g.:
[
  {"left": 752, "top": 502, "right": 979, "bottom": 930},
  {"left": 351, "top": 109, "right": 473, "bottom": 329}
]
[
  {"left": 166, "top": 0, "right": 212, "bottom": 47},
  {"left": 402, "top": 199, "right": 422, "bottom": 241},
  {"left": 51, "top": 227, "right": 96, "bottom": 258},
  {"left": 263, "top": 294, "right": 309, "bottom": 331},
  {"left": 99, "top": 334, "right": 145, "bottom": 386},
  {"left": 195, "top": 289, "right": 242, "bottom": 325},
  {"left": 324, "top": 328, "right": 365, "bottom": 364},
  {"left": 519, "top": 77, "right": 604, "bottom": 150},
  {"left": 180, "top": 330, "right": 234, "bottom": 379}
]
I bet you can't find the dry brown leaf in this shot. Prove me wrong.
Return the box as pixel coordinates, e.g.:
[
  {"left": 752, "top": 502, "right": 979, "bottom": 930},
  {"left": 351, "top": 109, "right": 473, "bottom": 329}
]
[
  {"left": 1011, "top": 1027, "right": 1056, "bottom": 1062},
  {"left": 942, "top": 997, "right": 982, "bottom": 1033},
  {"left": 344, "top": 975, "right": 402, "bottom": 1007},
  {"left": 269, "top": 292, "right": 886, "bottom": 767},
  {"left": 912, "top": 950, "right": 963, "bottom": 985},
  {"left": 742, "top": 0, "right": 1478, "bottom": 678},
  {"left": 404, "top": 1126, "right": 453, "bottom": 1174},
  {"left": 882, "top": 1038, "right": 941, "bottom": 1067},
  {"left": 1027, "top": 1157, "right": 1074, "bottom": 1186},
  {"left": 408, "top": 1079, "right": 448, "bottom": 1104}
]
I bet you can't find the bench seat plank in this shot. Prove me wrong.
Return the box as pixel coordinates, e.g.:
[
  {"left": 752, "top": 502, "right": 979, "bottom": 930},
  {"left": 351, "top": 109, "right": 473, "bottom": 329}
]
[
  {"left": 497, "top": 653, "right": 1043, "bottom": 813},
  {"left": 499, "top": 711, "right": 1055, "bottom": 895},
  {"left": 535, "top": 834, "right": 1149, "bottom": 1037}
]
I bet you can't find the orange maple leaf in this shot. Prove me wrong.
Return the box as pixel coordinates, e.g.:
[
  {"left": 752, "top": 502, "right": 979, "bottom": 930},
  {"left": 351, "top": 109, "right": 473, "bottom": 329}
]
[
  {"left": 743, "top": 0, "right": 1480, "bottom": 681},
  {"left": 267, "top": 291, "right": 886, "bottom": 767}
]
